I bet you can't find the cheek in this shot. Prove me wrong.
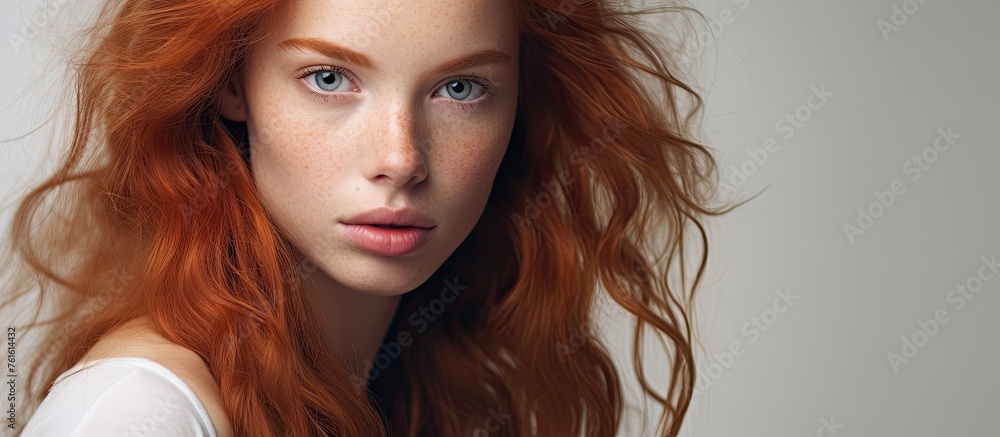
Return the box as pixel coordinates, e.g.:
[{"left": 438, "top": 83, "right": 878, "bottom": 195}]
[
  {"left": 436, "top": 125, "right": 512, "bottom": 215},
  {"left": 246, "top": 112, "right": 349, "bottom": 241},
  {"left": 246, "top": 81, "right": 350, "bottom": 193}
]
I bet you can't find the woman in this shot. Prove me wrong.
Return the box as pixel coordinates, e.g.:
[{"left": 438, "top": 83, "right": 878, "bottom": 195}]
[{"left": 4, "top": 0, "right": 740, "bottom": 435}]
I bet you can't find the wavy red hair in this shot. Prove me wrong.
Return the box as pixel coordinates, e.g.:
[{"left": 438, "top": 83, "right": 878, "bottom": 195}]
[{"left": 1, "top": 0, "right": 744, "bottom": 435}]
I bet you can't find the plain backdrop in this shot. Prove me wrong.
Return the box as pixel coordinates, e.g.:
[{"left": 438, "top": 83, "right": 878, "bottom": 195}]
[{"left": 1, "top": 1, "right": 997, "bottom": 436}]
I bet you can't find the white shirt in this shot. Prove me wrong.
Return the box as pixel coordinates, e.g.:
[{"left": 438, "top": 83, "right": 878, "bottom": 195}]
[{"left": 21, "top": 356, "right": 218, "bottom": 437}]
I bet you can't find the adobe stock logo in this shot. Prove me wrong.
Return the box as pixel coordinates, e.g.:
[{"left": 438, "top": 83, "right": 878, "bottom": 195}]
[
  {"left": 719, "top": 84, "right": 833, "bottom": 194},
  {"left": 7, "top": 0, "right": 73, "bottom": 54},
  {"left": 877, "top": 0, "right": 931, "bottom": 41},
  {"left": 509, "top": 119, "right": 628, "bottom": 233},
  {"left": 886, "top": 254, "right": 998, "bottom": 373},
  {"left": 354, "top": 276, "right": 468, "bottom": 389},
  {"left": 120, "top": 397, "right": 179, "bottom": 437},
  {"left": 842, "top": 126, "right": 959, "bottom": 244},
  {"left": 693, "top": 287, "right": 800, "bottom": 395}
]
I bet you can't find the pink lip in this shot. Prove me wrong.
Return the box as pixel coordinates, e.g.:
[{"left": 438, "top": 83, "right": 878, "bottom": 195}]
[
  {"left": 341, "top": 207, "right": 436, "bottom": 228},
  {"left": 339, "top": 223, "right": 434, "bottom": 256},
  {"left": 339, "top": 207, "right": 436, "bottom": 256}
]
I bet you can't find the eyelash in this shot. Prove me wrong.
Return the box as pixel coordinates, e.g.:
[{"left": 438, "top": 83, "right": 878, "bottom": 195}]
[{"left": 295, "top": 65, "right": 496, "bottom": 110}]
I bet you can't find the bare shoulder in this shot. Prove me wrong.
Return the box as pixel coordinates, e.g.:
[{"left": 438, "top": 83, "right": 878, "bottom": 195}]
[{"left": 76, "top": 316, "right": 235, "bottom": 437}]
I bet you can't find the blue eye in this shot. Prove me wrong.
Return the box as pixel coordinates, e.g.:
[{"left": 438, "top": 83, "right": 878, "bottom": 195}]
[
  {"left": 440, "top": 79, "right": 485, "bottom": 101},
  {"left": 313, "top": 70, "right": 346, "bottom": 92}
]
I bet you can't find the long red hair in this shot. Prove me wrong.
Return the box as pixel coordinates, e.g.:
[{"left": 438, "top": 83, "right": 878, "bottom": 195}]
[{"left": 1, "top": 0, "right": 742, "bottom": 435}]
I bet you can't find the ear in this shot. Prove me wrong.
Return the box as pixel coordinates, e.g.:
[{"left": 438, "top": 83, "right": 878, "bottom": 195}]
[{"left": 220, "top": 74, "right": 248, "bottom": 122}]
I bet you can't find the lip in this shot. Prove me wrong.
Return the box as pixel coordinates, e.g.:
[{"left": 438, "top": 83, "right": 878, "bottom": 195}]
[
  {"left": 339, "top": 207, "right": 436, "bottom": 256},
  {"left": 340, "top": 207, "right": 436, "bottom": 228}
]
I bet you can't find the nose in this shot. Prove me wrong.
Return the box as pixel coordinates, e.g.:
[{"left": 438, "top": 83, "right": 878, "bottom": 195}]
[{"left": 365, "top": 101, "right": 429, "bottom": 188}]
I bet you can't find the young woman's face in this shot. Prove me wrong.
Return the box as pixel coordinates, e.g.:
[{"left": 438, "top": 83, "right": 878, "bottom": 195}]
[{"left": 222, "top": 0, "right": 519, "bottom": 295}]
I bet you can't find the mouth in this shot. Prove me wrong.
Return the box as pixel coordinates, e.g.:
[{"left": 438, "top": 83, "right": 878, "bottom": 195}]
[
  {"left": 339, "top": 222, "right": 435, "bottom": 256},
  {"left": 341, "top": 207, "right": 436, "bottom": 229}
]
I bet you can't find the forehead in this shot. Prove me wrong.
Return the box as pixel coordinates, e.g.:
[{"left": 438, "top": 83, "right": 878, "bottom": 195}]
[{"left": 263, "top": 0, "right": 519, "bottom": 66}]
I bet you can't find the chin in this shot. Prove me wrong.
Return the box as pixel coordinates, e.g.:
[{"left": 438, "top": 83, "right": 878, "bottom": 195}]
[{"left": 330, "top": 257, "right": 441, "bottom": 296}]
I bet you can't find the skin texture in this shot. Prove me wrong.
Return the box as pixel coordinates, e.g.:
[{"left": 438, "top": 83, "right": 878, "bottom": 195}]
[{"left": 221, "top": 0, "right": 520, "bottom": 379}]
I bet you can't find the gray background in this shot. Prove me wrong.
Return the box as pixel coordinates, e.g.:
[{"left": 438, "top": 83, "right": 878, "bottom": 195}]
[{"left": 1, "top": 0, "right": 997, "bottom": 436}]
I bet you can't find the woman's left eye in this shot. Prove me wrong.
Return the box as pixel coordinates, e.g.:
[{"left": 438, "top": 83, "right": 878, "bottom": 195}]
[{"left": 436, "top": 79, "right": 491, "bottom": 102}]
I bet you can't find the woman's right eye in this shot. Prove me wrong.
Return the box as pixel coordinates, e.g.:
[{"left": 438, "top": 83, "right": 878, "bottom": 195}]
[{"left": 300, "top": 67, "right": 358, "bottom": 94}]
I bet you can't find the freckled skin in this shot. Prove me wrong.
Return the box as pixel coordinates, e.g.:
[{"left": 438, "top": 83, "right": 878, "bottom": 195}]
[{"left": 221, "top": 0, "right": 519, "bottom": 297}]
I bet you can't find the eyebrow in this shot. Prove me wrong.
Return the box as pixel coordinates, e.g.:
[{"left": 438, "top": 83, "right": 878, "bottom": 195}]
[{"left": 278, "top": 37, "right": 512, "bottom": 75}]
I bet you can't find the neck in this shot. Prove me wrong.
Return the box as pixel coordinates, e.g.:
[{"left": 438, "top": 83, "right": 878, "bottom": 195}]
[{"left": 299, "top": 261, "right": 401, "bottom": 385}]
